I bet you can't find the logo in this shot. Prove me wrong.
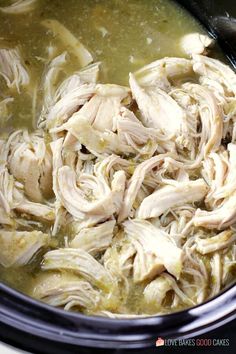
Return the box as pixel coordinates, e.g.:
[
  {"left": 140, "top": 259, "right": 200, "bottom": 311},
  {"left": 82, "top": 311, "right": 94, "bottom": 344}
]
[
  {"left": 155, "top": 337, "right": 230, "bottom": 348},
  {"left": 156, "top": 337, "right": 165, "bottom": 347}
]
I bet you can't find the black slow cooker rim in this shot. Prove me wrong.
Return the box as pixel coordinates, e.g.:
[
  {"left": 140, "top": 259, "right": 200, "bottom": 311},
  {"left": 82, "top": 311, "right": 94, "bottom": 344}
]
[{"left": 0, "top": 281, "right": 235, "bottom": 349}]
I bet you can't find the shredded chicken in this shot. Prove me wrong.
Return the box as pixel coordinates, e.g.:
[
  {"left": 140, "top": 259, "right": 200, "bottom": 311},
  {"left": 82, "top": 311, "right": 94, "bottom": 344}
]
[
  {"left": 38, "top": 60, "right": 100, "bottom": 128},
  {"left": 193, "top": 195, "right": 236, "bottom": 230},
  {"left": 39, "top": 52, "right": 68, "bottom": 123},
  {"left": 0, "top": 230, "right": 49, "bottom": 267},
  {"left": 193, "top": 54, "right": 236, "bottom": 96},
  {"left": 46, "top": 83, "right": 96, "bottom": 130},
  {"left": 143, "top": 273, "right": 194, "bottom": 309},
  {"left": 64, "top": 84, "right": 130, "bottom": 132},
  {"left": 196, "top": 230, "right": 236, "bottom": 254},
  {"left": 123, "top": 219, "right": 183, "bottom": 281},
  {"left": 0, "top": 168, "right": 13, "bottom": 223},
  {"left": 8, "top": 130, "right": 53, "bottom": 202},
  {"left": 0, "top": 97, "right": 14, "bottom": 124},
  {"left": 42, "top": 248, "right": 115, "bottom": 292},
  {"left": 144, "top": 275, "right": 172, "bottom": 307},
  {"left": 129, "top": 73, "right": 185, "bottom": 135},
  {"left": 13, "top": 187, "right": 55, "bottom": 222},
  {"left": 137, "top": 179, "right": 208, "bottom": 219},
  {"left": 41, "top": 19, "right": 93, "bottom": 67},
  {"left": 0, "top": 0, "right": 37, "bottom": 14},
  {"left": 0, "top": 45, "right": 235, "bottom": 318},
  {"left": 0, "top": 47, "right": 30, "bottom": 92},
  {"left": 33, "top": 273, "right": 101, "bottom": 311},
  {"left": 134, "top": 57, "right": 193, "bottom": 90},
  {"left": 181, "top": 33, "right": 214, "bottom": 56},
  {"left": 70, "top": 220, "right": 115, "bottom": 255}
]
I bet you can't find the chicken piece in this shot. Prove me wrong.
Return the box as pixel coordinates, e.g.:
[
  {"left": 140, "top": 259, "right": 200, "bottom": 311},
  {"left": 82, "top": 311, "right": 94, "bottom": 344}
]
[
  {"left": 123, "top": 219, "right": 183, "bottom": 281},
  {"left": 118, "top": 153, "right": 170, "bottom": 222},
  {"left": 39, "top": 52, "right": 68, "bottom": 121},
  {"left": 192, "top": 54, "right": 236, "bottom": 96},
  {"left": 210, "top": 144, "right": 236, "bottom": 201},
  {"left": 181, "top": 33, "right": 214, "bottom": 56},
  {"left": 0, "top": 0, "right": 37, "bottom": 14},
  {"left": 116, "top": 107, "right": 160, "bottom": 156},
  {"left": 65, "top": 84, "right": 130, "bottom": 132},
  {"left": 210, "top": 253, "right": 221, "bottom": 297},
  {"left": 103, "top": 238, "right": 136, "bottom": 278},
  {"left": 50, "top": 138, "right": 63, "bottom": 199},
  {"left": 110, "top": 170, "right": 126, "bottom": 213},
  {"left": 170, "top": 88, "right": 199, "bottom": 158},
  {"left": 61, "top": 84, "right": 135, "bottom": 155},
  {"left": 0, "top": 179, "right": 14, "bottom": 225},
  {"left": 46, "top": 83, "right": 95, "bottom": 129},
  {"left": 143, "top": 275, "right": 172, "bottom": 306},
  {"left": 76, "top": 62, "right": 100, "bottom": 84},
  {"left": 14, "top": 198, "right": 55, "bottom": 222},
  {"left": 117, "top": 242, "right": 136, "bottom": 277},
  {"left": 132, "top": 244, "right": 165, "bottom": 283},
  {"left": 0, "top": 230, "right": 49, "bottom": 267},
  {"left": 196, "top": 230, "right": 236, "bottom": 254},
  {"left": 222, "top": 244, "right": 236, "bottom": 286},
  {"left": 57, "top": 165, "right": 124, "bottom": 223},
  {"left": 43, "top": 52, "right": 67, "bottom": 102},
  {"left": 129, "top": 73, "right": 186, "bottom": 135},
  {"left": 93, "top": 311, "right": 149, "bottom": 318},
  {"left": 13, "top": 187, "right": 55, "bottom": 222},
  {"left": 202, "top": 150, "right": 229, "bottom": 208},
  {"left": 0, "top": 97, "right": 14, "bottom": 125},
  {"left": 182, "top": 83, "right": 223, "bottom": 161},
  {"left": 134, "top": 57, "right": 193, "bottom": 91},
  {"left": 0, "top": 164, "right": 15, "bottom": 226},
  {"left": 39, "top": 61, "right": 100, "bottom": 128},
  {"left": 193, "top": 192, "right": 236, "bottom": 230},
  {"left": 8, "top": 131, "right": 53, "bottom": 202},
  {"left": 170, "top": 88, "right": 198, "bottom": 127},
  {"left": 41, "top": 19, "right": 93, "bottom": 67},
  {"left": 64, "top": 116, "right": 133, "bottom": 155},
  {"left": 53, "top": 62, "right": 100, "bottom": 102},
  {"left": 53, "top": 61, "right": 100, "bottom": 103},
  {"left": 181, "top": 236, "right": 209, "bottom": 303},
  {"left": 223, "top": 102, "right": 236, "bottom": 143},
  {"left": 0, "top": 47, "right": 30, "bottom": 92},
  {"left": 70, "top": 220, "right": 115, "bottom": 255},
  {"left": 42, "top": 248, "right": 115, "bottom": 292},
  {"left": 50, "top": 138, "right": 64, "bottom": 234},
  {"left": 93, "top": 153, "right": 131, "bottom": 179},
  {"left": 0, "top": 206, "right": 12, "bottom": 225},
  {"left": 33, "top": 272, "right": 101, "bottom": 311},
  {"left": 52, "top": 145, "right": 126, "bottom": 231},
  {"left": 50, "top": 138, "right": 77, "bottom": 234},
  {"left": 159, "top": 273, "right": 195, "bottom": 306},
  {"left": 137, "top": 179, "right": 208, "bottom": 219}
]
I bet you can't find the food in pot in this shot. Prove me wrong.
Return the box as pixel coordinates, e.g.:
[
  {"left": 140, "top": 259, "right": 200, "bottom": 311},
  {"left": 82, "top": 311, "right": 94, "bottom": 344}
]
[{"left": 0, "top": 0, "right": 235, "bottom": 317}]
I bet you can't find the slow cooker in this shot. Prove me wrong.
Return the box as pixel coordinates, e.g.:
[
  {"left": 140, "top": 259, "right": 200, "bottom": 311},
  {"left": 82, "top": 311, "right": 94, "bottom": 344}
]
[{"left": 0, "top": 0, "right": 236, "bottom": 353}]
